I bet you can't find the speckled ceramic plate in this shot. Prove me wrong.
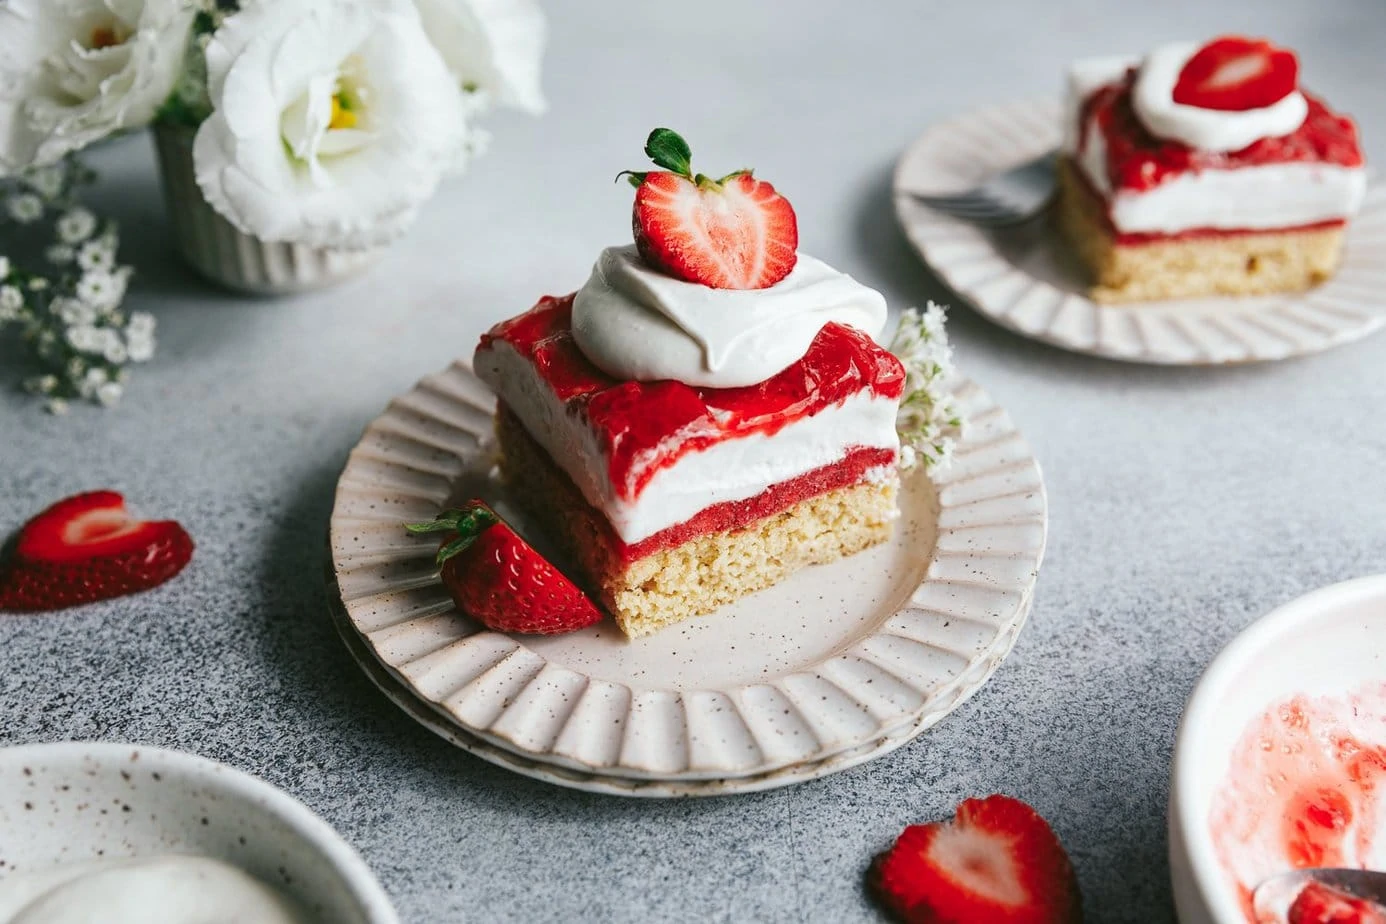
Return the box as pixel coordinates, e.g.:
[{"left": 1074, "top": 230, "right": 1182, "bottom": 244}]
[
  {"left": 328, "top": 363, "right": 1046, "bottom": 790},
  {"left": 894, "top": 99, "right": 1386, "bottom": 364}
]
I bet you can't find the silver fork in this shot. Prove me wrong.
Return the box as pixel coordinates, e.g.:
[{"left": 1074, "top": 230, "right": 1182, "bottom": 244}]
[{"left": 906, "top": 149, "right": 1059, "bottom": 227}]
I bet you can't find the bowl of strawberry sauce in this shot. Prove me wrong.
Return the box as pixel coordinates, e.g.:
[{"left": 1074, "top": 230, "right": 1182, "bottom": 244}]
[{"left": 1170, "top": 575, "right": 1386, "bottom": 924}]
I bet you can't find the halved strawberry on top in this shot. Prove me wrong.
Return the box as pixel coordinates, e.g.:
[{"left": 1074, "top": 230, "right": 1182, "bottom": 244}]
[
  {"left": 1172, "top": 36, "right": 1299, "bottom": 112},
  {"left": 621, "top": 127, "right": 798, "bottom": 290},
  {"left": 871, "top": 794, "right": 1083, "bottom": 924},
  {"left": 407, "top": 501, "right": 603, "bottom": 636},
  {"left": 0, "top": 490, "right": 194, "bottom": 612}
]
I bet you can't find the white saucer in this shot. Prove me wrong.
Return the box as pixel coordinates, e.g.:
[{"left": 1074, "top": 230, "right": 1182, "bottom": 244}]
[
  {"left": 328, "top": 362, "right": 1045, "bottom": 792},
  {"left": 894, "top": 99, "right": 1386, "bottom": 364}
]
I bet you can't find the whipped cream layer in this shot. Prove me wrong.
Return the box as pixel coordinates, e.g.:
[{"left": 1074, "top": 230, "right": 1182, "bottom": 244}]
[
  {"left": 476, "top": 339, "right": 900, "bottom": 545},
  {"left": 1076, "top": 117, "right": 1366, "bottom": 234},
  {"left": 571, "top": 245, "right": 888, "bottom": 388},
  {"left": 1133, "top": 41, "right": 1309, "bottom": 153},
  {"left": 1063, "top": 55, "right": 1365, "bottom": 235},
  {"left": 0, "top": 856, "right": 309, "bottom": 924}
]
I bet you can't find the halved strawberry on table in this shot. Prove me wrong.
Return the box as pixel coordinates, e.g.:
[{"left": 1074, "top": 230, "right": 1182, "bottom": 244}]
[
  {"left": 0, "top": 490, "right": 194, "bottom": 612},
  {"left": 871, "top": 794, "right": 1083, "bottom": 924},
  {"left": 622, "top": 127, "right": 798, "bottom": 290},
  {"left": 407, "top": 500, "right": 603, "bottom": 636},
  {"left": 1172, "top": 35, "right": 1299, "bottom": 112}
]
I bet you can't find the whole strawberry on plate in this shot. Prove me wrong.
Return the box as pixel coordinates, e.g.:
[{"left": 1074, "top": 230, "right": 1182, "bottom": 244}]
[
  {"left": 872, "top": 794, "right": 1083, "bottom": 924},
  {"left": 621, "top": 127, "right": 798, "bottom": 290},
  {"left": 407, "top": 501, "right": 603, "bottom": 635},
  {"left": 0, "top": 490, "right": 194, "bottom": 612}
]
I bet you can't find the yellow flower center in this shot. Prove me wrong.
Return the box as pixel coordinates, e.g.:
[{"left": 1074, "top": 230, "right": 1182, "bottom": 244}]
[
  {"left": 88, "top": 24, "right": 126, "bottom": 49},
  {"left": 329, "top": 93, "right": 357, "bottom": 130}
]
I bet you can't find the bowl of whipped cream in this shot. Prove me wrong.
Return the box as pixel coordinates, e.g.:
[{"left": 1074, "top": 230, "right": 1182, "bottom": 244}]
[
  {"left": 1170, "top": 574, "right": 1386, "bottom": 924},
  {"left": 0, "top": 742, "right": 397, "bottom": 924}
]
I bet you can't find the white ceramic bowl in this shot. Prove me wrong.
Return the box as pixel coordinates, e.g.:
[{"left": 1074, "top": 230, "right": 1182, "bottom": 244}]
[
  {"left": 1169, "top": 574, "right": 1386, "bottom": 924},
  {"left": 0, "top": 742, "right": 398, "bottom": 923}
]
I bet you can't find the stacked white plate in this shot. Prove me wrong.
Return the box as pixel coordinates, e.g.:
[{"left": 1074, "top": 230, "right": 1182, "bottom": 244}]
[{"left": 327, "top": 362, "right": 1048, "bottom": 796}]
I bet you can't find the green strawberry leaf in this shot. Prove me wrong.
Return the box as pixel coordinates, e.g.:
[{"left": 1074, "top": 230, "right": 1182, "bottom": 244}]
[{"left": 644, "top": 128, "right": 692, "bottom": 177}]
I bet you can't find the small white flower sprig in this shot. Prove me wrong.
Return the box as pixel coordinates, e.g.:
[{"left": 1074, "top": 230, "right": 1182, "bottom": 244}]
[
  {"left": 890, "top": 301, "right": 964, "bottom": 470},
  {"left": 0, "top": 158, "right": 154, "bottom": 414}
]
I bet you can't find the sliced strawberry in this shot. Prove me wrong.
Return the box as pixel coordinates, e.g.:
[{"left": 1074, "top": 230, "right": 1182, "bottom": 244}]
[
  {"left": 406, "top": 501, "right": 603, "bottom": 635},
  {"left": 1172, "top": 36, "right": 1299, "bottom": 112},
  {"left": 621, "top": 127, "right": 797, "bottom": 290},
  {"left": 871, "top": 794, "right": 1082, "bottom": 924},
  {"left": 1289, "top": 880, "right": 1386, "bottom": 924},
  {"left": 0, "top": 490, "right": 194, "bottom": 612}
]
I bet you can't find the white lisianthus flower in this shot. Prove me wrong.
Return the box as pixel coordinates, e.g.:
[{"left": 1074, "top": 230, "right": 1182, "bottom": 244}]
[
  {"left": 0, "top": 0, "right": 196, "bottom": 173},
  {"left": 0, "top": 285, "right": 23, "bottom": 313},
  {"left": 193, "top": 0, "right": 469, "bottom": 250},
  {"left": 0, "top": 256, "right": 10, "bottom": 279},
  {"left": 412, "top": 0, "right": 547, "bottom": 116}
]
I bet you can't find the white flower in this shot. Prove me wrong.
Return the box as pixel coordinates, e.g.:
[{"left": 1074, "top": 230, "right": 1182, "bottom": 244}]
[
  {"left": 126, "top": 332, "right": 155, "bottom": 362},
  {"left": 126, "top": 310, "right": 155, "bottom": 335},
  {"left": 53, "top": 296, "right": 96, "bottom": 326},
  {"left": 79, "top": 366, "right": 109, "bottom": 398},
  {"left": 0, "top": 0, "right": 196, "bottom": 173},
  {"left": 46, "top": 244, "right": 75, "bottom": 264},
  {"left": 890, "top": 302, "right": 964, "bottom": 471},
  {"left": 75, "top": 267, "right": 128, "bottom": 309},
  {"left": 57, "top": 207, "right": 98, "bottom": 243},
  {"left": 0, "top": 255, "right": 10, "bottom": 278},
  {"left": 96, "top": 380, "right": 123, "bottom": 407},
  {"left": 103, "top": 338, "right": 129, "bottom": 363},
  {"left": 27, "top": 277, "right": 49, "bottom": 291},
  {"left": 413, "top": 0, "right": 547, "bottom": 116},
  {"left": 0, "top": 284, "right": 23, "bottom": 313},
  {"left": 46, "top": 398, "right": 70, "bottom": 416},
  {"left": 76, "top": 238, "right": 116, "bottom": 272},
  {"left": 66, "top": 324, "right": 102, "bottom": 352},
  {"left": 193, "top": 0, "right": 469, "bottom": 249},
  {"left": 7, "top": 193, "right": 43, "bottom": 222},
  {"left": 25, "top": 163, "right": 65, "bottom": 199}
]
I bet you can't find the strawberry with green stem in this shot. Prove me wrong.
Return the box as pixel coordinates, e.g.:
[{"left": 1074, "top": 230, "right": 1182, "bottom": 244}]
[
  {"left": 620, "top": 127, "right": 798, "bottom": 290},
  {"left": 407, "top": 501, "right": 602, "bottom": 636}
]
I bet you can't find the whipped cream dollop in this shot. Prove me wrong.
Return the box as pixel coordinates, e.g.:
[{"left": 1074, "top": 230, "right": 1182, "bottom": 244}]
[
  {"left": 1133, "top": 41, "right": 1308, "bottom": 153},
  {"left": 0, "top": 855, "right": 311, "bottom": 923},
  {"left": 571, "top": 245, "right": 887, "bottom": 388}
]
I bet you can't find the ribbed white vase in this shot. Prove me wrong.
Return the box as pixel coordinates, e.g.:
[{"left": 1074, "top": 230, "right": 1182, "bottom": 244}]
[{"left": 153, "top": 124, "right": 384, "bottom": 295}]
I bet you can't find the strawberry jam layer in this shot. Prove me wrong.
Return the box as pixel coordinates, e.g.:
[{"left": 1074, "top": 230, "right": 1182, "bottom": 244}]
[
  {"left": 1080, "top": 71, "right": 1363, "bottom": 193},
  {"left": 619, "top": 446, "right": 894, "bottom": 562},
  {"left": 478, "top": 294, "right": 905, "bottom": 502}
]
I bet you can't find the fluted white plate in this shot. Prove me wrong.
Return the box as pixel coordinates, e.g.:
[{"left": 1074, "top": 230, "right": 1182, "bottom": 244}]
[
  {"left": 329, "top": 363, "right": 1046, "bottom": 791},
  {"left": 894, "top": 99, "right": 1386, "bottom": 364}
]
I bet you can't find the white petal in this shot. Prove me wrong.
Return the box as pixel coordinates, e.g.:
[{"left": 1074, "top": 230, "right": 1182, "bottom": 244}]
[{"left": 413, "top": 0, "right": 546, "bottom": 114}]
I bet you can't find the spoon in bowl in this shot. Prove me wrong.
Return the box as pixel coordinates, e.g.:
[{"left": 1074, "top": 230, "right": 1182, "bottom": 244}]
[{"left": 1253, "top": 868, "right": 1386, "bottom": 921}]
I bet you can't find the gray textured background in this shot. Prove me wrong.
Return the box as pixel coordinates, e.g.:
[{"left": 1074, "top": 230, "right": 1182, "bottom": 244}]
[{"left": 3, "top": 1, "right": 1386, "bottom": 921}]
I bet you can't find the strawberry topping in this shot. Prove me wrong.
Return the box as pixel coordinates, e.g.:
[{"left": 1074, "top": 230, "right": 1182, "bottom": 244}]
[
  {"left": 622, "top": 128, "right": 797, "bottom": 290},
  {"left": 407, "top": 501, "right": 603, "bottom": 636},
  {"left": 0, "top": 491, "right": 194, "bottom": 612},
  {"left": 1289, "top": 880, "right": 1386, "bottom": 924},
  {"left": 1172, "top": 36, "right": 1299, "bottom": 112},
  {"left": 872, "top": 794, "right": 1082, "bottom": 924}
]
